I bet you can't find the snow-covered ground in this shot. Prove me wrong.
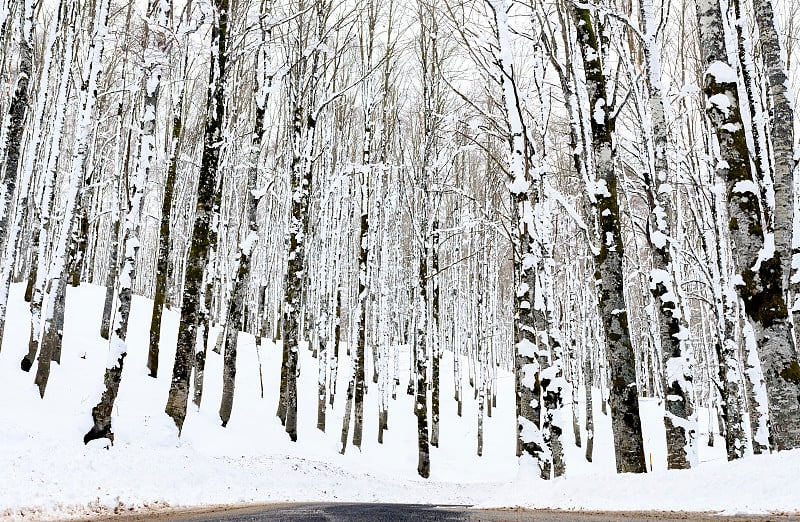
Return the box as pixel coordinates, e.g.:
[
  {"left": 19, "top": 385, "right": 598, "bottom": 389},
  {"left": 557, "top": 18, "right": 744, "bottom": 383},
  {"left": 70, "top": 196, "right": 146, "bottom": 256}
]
[{"left": 0, "top": 283, "right": 798, "bottom": 520}]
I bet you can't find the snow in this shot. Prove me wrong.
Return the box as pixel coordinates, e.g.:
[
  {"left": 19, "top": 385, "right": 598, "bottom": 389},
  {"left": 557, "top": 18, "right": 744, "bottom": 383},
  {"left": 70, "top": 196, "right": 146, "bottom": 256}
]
[
  {"left": 732, "top": 179, "right": 759, "bottom": 194},
  {"left": 649, "top": 230, "right": 668, "bottom": 249},
  {"left": 0, "top": 283, "right": 798, "bottom": 519},
  {"left": 753, "top": 232, "right": 776, "bottom": 272},
  {"left": 593, "top": 98, "right": 606, "bottom": 125},
  {"left": 706, "top": 61, "right": 738, "bottom": 83},
  {"left": 516, "top": 338, "right": 537, "bottom": 358},
  {"left": 592, "top": 179, "right": 611, "bottom": 198},
  {"left": 708, "top": 93, "right": 732, "bottom": 116}
]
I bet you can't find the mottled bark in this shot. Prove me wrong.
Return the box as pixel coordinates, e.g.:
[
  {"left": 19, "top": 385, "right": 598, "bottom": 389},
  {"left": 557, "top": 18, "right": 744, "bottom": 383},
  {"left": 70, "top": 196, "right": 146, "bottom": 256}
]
[
  {"left": 415, "top": 249, "right": 430, "bottom": 479},
  {"left": 277, "top": 105, "right": 314, "bottom": 442},
  {"left": 0, "top": 0, "right": 33, "bottom": 263},
  {"left": 753, "top": 0, "right": 796, "bottom": 319},
  {"left": 317, "top": 333, "right": 327, "bottom": 431},
  {"left": 430, "top": 224, "right": 440, "bottom": 448},
  {"left": 85, "top": 0, "right": 168, "bottom": 444},
  {"left": 69, "top": 209, "right": 89, "bottom": 287},
  {"left": 34, "top": 273, "right": 66, "bottom": 388},
  {"left": 147, "top": 69, "right": 182, "bottom": 378},
  {"left": 220, "top": 47, "right": 266, "bottom": 426},
  {"left": 352, "top": 169, "right": 368, "bottom": 449},
  {"left": 36, "top": 0, "right": 110, "bottom": 397},
  {"left": 0, "top": 0, "right": 64, "bottom": 348},
  {"left": 572, "top": 4, "right": 647, "bottom": 473},
  {"left": 486, "top": 0, "right": 550, "bottom": 476},
  {"left": 697, "top": 0, "right": 800, "bottom": 451},
  {"left": 640, "top": 0, "right": 696, "bottom": 469},
  {"left": 165, "top": 0, "right": 228, "bottom": 432},
  {"left": 21, "top": 4, "right": 75, "bottom": 374},
  {"left": 716, "top": 292, "right": 748, "bottom": 458},
  {"left": 329, "top": 288, "right": 342, "bottom": 406},
  {"left": 584, "top": 353, "right": 595, "bottom": 462}
]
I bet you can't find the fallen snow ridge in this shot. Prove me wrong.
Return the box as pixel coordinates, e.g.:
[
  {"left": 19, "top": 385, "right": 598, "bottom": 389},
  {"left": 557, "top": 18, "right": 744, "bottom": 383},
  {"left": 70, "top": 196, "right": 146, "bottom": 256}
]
[{"left": 1, "top": 284, "right": 799, "bottom": 520}]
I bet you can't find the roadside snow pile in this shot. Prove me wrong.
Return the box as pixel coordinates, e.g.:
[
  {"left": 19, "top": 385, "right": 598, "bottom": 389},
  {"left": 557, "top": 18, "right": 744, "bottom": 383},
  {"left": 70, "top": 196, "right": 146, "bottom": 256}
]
[
  {"left": 0, "top": 283, "right": 798, "bottom": 520},
  {"left": 482, "top": 447, "right": 800, "bottom": 514},
  {"left": 0, "top": 283, "right": 514, "bottom": 520},
  {"left": 0, "top": 438, "right": 494, "bottom": 520}
]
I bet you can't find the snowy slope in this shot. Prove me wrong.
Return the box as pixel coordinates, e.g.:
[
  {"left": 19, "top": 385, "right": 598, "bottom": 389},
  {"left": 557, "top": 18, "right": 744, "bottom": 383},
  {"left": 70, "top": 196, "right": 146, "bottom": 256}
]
[{"left": 0, "top": 283, "right": 798, "bottom": 520}]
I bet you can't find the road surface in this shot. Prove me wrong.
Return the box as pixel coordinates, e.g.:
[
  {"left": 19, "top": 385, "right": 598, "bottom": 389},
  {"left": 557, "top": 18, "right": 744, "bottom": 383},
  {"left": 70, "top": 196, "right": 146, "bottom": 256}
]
[{"left": 95, "top": 503, "right": 800, "bottom": 522}]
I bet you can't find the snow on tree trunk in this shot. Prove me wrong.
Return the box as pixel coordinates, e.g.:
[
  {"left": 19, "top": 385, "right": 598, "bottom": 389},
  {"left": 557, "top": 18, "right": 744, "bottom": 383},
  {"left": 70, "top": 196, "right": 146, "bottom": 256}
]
[
  {"left": 571, "top": 3, "right": 647, "bottom": 474},
  {"left": 147, "top": 47, "right": 183, "bottom": 378},
  {"left": 584, "top": 342, "right": 595, "bottom": 462},
  {"left": 415, "top": 234, "right": 431, "bottom": 479},
  {"left": 573, "top": 6, "right": 647, "bottom": 473},
  {"left": 22, "top": 4, "right": 75, "bottom": 373},
  {"left": 278, "top": 103, "right": 313, "bottom": 442},
  {"left": 640, "top": 0, "right": 697, "bottom": 469},
  {"left": 486, "top": 0, "right": 552, "bottom": 478},
  {"left": 753, "top": 0, "right": 797, "bottom": 334},
  {"left": 100, "top": 217, "right": 120, "bottom": 341},
  {"left": 538, "top": 195, "right": 566, "bottom": 478},
  {"left": 0, "top": 0, "right": 57, "bottom": 349},
  {"left": 700, "top": 184, "right": 749, "bottom": 459},
  {"left": 34, "top": 0, "right": 111, "bottom": 397},
  {"left": 220, "top": 23, "right": 268, "bottom": 426},
  {"left": 696, "top": 0, "right": 800, "bottom": 451},
  {"left": 165, "top": 0, "right": 228, "bottom": 432},
  {"left": 346, "top": 111, "right": 370, "bottom": 450},
  {"left": 430, "top": 221, "right": 441, "bottom": 448},
  {"left": 0, "top": 0, "right": 34, "bottom": 255},
  {"left": 85, "top": 0, "right": 169, "bottom": 444}
]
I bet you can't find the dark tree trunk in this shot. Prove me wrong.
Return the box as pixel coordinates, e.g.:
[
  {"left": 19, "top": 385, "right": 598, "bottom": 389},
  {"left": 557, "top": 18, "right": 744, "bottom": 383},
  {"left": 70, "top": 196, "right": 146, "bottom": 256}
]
[
  {"left": 220, "top": 52, "right": 266, "bottom": 426},
  {"left": 415, "top": 250, "right": 430, "bottom": 479},
  {"left": 0, "top": 1, "right": 33, "bottom": 260},
  {"left": 430, "top": 223, "right": 440, "bottom": 448},
  {"left": 277, "top": 105, "right": 314, "bottom": 442},
  {"left": 147, "top": 72, "right": 182, "bottom": 378},
  {"left": 572, "top": 4, "right": 647, "bottom": 474},
  {"left": 165, "top": 0, "right": 228, "bottom": 433}
]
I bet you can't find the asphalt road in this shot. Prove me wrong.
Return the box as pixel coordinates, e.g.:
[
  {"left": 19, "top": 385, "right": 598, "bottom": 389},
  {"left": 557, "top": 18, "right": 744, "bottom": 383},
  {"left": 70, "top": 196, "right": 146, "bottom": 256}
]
[{"left": 95, "top": 503, "right": 800, "bottom": 522}]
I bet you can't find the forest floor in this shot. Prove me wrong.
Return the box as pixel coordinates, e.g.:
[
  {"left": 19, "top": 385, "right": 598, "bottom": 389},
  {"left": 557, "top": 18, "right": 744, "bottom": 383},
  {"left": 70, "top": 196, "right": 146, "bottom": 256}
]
[{"left": 0, "top": 283, "right": 798, "bottom": 521}]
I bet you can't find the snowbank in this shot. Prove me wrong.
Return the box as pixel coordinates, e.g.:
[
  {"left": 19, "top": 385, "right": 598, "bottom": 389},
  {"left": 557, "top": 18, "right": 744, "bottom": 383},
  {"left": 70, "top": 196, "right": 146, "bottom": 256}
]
[{"left": 0, "top": 283, "right": 798, "bottom": 520}]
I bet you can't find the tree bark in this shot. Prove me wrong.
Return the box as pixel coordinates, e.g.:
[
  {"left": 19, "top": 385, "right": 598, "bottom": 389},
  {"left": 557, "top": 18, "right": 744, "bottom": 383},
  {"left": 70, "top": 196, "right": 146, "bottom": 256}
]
[
  {"left": 640, "top": 0, "right": 697, "bottom": 469},
  {"left": 165, "top": 0, "right": 228, "bottom": 432},
  {"left": 35, "top": 0, "right": 111, "bottom": 396},
  {"left": 85, "top": 0, "right": 168, "bottom": 444},
  {"left": 572, "top": 3, "right": 647, "bottom": 473},
  {"left": 696, "top": 0, "right": 800, "bottom": 451}
]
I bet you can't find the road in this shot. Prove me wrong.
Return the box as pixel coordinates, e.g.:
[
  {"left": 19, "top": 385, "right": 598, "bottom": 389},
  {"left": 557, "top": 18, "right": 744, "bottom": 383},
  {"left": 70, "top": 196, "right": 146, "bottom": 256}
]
[{"left": 95, "top": 503, "right": 800, "bottom": 522}]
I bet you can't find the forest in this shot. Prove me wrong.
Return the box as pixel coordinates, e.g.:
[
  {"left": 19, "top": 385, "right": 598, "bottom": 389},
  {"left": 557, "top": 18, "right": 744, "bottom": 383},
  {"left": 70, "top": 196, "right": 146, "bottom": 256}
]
[{"left": 0, "top": 0, "right": 799, "bottom": 485}]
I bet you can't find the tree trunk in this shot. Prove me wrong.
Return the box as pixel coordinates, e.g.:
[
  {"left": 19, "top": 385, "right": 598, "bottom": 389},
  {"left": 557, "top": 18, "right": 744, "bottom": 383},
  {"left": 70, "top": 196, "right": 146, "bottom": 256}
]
[
  {"left": 84, "top": 0, "right": 167, "bottom": 444},
  {"left": 278, "top": 104, "right": 314, "bottom": 442},
  {"left": 220, "top": 31, "right": 267, "bottom": 425},
  {"left": 35, "top": 0, "right": 110, "bottom": 396},
  {"left": 415, "top": 247, "right": 430, "bottom": 479},
  {"left": 165, "top": 0, "right": 228, "bottom": 432},
  {"left": 486, "top": 0, "right": 551, "bottom": 477},
  {"left": 22, "top": 3, "right": 76, "bottom": 373},
  {"left": 640, "top": 0, "right": 697, "bottom": 469},
  {"left": 572, "top": 4, "right": 647, "bottom": 473},
  {"left": 0, "top": 0, "right": 34, "bottom": 262},
  {"left": 147, "top": 53, "right": 184, "bottom": 377},
  {"left": 696, "top": 0, "right": 800, "bottom": 451}
]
